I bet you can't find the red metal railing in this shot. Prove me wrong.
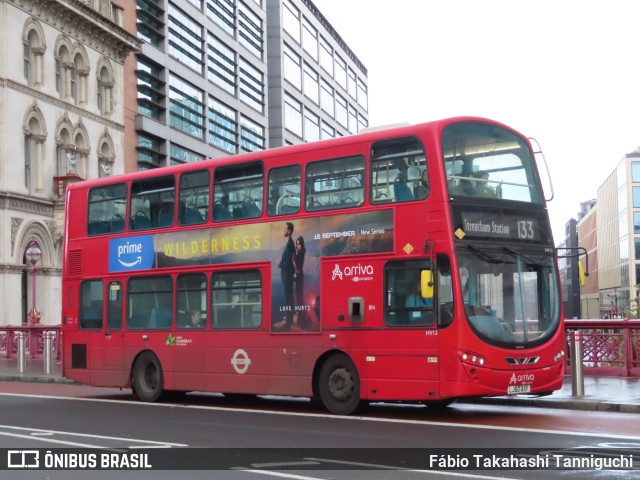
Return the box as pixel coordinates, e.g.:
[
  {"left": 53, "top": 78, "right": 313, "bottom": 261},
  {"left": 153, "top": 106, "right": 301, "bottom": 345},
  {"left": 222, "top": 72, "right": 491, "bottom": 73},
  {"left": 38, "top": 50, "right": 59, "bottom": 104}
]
[
  {"left": 0, "top": 321, "right": 638, "bottom": 378},
  {"left": 565, "top": 319, "right": 640, "bottom": 377},
  {"left": 0, "top": 325, "right": 61, "bottom": 361}
]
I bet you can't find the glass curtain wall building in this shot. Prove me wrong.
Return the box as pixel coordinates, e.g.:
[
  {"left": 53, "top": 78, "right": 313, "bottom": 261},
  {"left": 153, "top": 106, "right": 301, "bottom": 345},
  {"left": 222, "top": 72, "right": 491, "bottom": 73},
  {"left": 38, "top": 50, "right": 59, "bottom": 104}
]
[
  {"left": 129, "top": 0, "right": 269, "bottom": 171},
  {"left": 266, "top": 0, "right": 368, "bottom": 146},
  {"left": 127, "top": 0, "right": 369, "bottom": 171}
]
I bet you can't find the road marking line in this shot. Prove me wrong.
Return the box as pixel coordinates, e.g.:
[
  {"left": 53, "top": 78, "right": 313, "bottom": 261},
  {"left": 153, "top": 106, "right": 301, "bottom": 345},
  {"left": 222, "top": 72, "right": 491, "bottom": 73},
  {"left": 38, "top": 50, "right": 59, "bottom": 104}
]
[
  {"left": 0, "top": 430, "right": 105, "bottom": 448},
  {"left": 308, "top": 457, "right": 518, "bottom": 479},
  {"left": 251, "top": 462, "right": 320, "bottom": 468},
  {"left": 230, "top": 467, "right": 325, "bottom": 479},
  {"left": 1, "top": 392, "right": 639, "bottom": 441},
  {"left": 0, "top": 424, "right": 187, "bottom": 447}
]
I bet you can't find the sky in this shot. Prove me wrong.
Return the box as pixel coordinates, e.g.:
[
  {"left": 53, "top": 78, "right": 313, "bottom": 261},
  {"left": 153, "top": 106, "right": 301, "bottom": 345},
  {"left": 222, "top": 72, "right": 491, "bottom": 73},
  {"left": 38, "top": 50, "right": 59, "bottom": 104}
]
[{"left": 312, "top": 0, "right": 640, "bottom": 243}]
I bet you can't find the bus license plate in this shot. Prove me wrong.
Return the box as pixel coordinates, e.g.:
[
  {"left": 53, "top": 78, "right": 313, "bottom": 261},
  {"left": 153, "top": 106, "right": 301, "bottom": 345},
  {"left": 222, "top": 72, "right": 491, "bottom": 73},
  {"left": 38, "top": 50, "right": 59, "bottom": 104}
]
[{"left": 508, "top": 385, "right": 531, "bottom": 394}]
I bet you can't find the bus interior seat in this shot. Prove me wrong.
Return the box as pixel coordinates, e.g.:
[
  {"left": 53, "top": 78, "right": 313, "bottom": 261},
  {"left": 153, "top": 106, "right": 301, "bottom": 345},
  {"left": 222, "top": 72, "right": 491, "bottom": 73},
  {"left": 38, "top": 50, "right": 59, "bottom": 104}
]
[
  {"left": 393, "top": 179, "right": 414, "bottom": 201},
  {"left": 127, "top": 313, "right": 147, "bottom": 329},
  {"left": 213, "top": 305, "right": 239, "bottom": 328},
  {"left": 88, "top": 221, "right": 109, "bottom": 235},
  {"left": 130, "top": 211, "right": 152, "bottom": 230},
  {"left": 183, "top": 205, "right": 205, "bottom": 224},
  {"left": 109, "top": 214, "right": 125, "bottom": 233},
  {"left": 280, "top": 204, "right": 298, "bottom": 214},
  {"left": 232, "top": 205, "right": 245, "bottom": 219},
  {"left": 213, "top": 203, "right": 233, "bottom": 221},
  {"left": 242, "top": 198, "right": 261, "bottom": 217},
  {"left": 149, "top": 307, "right": 173, "bottom": 328},
  {"left": 157, "top": 204, "right": 174, "bottom": 227}
]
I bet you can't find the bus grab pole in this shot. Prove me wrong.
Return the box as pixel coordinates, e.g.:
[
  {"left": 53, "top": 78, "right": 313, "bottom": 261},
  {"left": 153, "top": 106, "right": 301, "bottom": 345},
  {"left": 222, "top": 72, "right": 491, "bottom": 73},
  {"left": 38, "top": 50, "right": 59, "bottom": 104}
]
[{"left": 570, "top": 331, "right": 584, "bottom": 396}]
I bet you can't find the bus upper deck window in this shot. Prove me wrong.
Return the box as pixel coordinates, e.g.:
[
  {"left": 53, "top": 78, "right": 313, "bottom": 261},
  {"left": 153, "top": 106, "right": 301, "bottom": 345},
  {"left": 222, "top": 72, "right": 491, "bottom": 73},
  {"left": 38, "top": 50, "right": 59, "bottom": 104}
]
[{"left": 370, "top": 137, "right": 427, "bottom": 204}]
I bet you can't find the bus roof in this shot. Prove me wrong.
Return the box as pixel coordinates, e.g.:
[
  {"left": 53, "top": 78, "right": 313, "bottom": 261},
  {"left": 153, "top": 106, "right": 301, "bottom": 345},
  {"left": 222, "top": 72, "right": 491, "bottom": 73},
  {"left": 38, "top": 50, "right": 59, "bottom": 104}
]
[{"left": 67, "top": 116, "right": 512, "bottom": 192}]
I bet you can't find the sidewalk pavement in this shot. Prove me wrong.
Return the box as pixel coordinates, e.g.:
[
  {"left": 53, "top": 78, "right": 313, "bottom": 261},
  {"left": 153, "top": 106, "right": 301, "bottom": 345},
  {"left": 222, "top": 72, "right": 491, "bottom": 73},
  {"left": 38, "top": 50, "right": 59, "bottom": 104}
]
[{"left": 1, "top": 357, "right": 639, "bottom": 413}]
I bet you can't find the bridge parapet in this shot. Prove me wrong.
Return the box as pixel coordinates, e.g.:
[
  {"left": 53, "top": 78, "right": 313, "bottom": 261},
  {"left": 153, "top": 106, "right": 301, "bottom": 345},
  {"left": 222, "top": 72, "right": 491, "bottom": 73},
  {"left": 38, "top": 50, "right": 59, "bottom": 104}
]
[
  {"left": 0, "top": 325, "right": 61, "bottom": 361},
  {"left": 565, "top": 319, "right": 640, "bottom": 377}
]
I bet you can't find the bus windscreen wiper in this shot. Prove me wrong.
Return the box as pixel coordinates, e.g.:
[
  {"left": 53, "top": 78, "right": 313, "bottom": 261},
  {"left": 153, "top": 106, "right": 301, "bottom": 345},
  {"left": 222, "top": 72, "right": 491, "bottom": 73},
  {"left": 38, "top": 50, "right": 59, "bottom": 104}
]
[
  {"left": 502, "top": 247, "right": 541, "bottom": 266},
  {"left": 466, "top": 245, "right": 505, "bottom": 264}
]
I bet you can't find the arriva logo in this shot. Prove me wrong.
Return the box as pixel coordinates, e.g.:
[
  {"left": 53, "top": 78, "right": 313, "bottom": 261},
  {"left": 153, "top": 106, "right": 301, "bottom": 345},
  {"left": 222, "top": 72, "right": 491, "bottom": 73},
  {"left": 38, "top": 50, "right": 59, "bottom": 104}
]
[
  {"left": 509, "top": 373, "right": 535, "bottom": 385},
  {"left": 331, "top": 263, "right": 374, "bottom": 282},
  {"left": 331, "top": 264, "right": 343, "bottom": 280},
  {"left": 109, "top": 235, "right": 154, "bottom": 272}
]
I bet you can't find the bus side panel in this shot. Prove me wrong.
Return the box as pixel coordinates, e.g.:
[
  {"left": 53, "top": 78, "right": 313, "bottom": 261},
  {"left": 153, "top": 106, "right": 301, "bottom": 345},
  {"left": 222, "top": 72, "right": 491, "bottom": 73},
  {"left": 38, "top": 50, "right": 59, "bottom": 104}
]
[{"left": 201, "top": 339, "right": 320, "bottom": 396}]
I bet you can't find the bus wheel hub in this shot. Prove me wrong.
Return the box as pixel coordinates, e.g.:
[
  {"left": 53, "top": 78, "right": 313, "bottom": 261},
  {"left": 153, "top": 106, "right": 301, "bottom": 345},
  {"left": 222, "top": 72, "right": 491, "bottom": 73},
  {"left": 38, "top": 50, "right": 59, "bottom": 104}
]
[{"left": 329, "top": 367, "right": 353, "bottom": 400}]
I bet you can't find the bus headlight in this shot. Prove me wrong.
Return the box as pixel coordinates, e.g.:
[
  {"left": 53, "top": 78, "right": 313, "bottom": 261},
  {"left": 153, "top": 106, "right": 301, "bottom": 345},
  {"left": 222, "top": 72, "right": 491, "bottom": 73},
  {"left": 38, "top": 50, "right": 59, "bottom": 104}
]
[
  {"left": 553, "top": 350, "right": 566, "bottom": 362},
  {"left": 457, "top": 350, "right": 488, "bottom": 367}
]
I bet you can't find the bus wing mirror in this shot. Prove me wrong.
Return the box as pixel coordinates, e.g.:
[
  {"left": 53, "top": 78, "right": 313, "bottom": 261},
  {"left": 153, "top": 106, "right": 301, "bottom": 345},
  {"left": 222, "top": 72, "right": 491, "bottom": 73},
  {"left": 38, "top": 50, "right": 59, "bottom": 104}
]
[{"left": 421, "top": 270, "right": 434, "bottom": 299}]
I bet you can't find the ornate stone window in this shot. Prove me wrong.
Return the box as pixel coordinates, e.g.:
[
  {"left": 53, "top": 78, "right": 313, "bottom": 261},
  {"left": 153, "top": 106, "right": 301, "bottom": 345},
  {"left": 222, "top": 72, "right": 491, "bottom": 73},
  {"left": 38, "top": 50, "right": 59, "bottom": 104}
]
[
  {"left": 22, "top": 102, "right": 47, "bottom": 193},
  {"left": 98, "top": 129, "right": 115, "bottom": 178},
  {"left": 96, "top": 58, "right": 115, "bottom": 116},
  {"left": 23, "top": 19, "right": 46, "bottom": 87}
]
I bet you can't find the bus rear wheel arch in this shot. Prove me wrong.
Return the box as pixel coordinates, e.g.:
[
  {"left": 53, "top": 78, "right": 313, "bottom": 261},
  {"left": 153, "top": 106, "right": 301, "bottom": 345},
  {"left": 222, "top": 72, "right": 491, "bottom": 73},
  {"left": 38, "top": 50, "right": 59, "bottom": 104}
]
[
  {"left": 316, "top": 353, "right": 364, "bottom": 415},
  {"left": 131, "top": 351, "right": 164, "bottom": 402}
]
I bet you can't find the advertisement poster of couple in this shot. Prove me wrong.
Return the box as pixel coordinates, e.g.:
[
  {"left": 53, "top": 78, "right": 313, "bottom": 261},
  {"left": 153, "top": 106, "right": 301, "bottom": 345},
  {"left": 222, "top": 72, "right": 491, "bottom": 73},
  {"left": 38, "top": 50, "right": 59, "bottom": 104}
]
[{"left": 270, "top": 210, "right": 393, "bottom": 332}]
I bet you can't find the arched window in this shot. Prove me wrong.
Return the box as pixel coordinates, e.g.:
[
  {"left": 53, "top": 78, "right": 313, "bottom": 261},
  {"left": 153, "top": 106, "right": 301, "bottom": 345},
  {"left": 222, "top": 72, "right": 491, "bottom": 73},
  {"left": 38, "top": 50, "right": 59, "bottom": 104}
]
[
  {"left": 98, "top": 129, "right": 115, "bottom": 178},
  {"left": 55, "top": 38, "right": 72, "bottom": 99},
  {"left": 72, "top": 45, "right": 90, "bottom": 105},
  {"left": 22, "top": 19, "right": 46, "bottom": 87},
  {"left": 70, "top": 61, "right": 78, "bottom": 103},
  {"left": 73, "top": 123, "right": 90, "bottom": 179},
  {"left": 55, "top": 37, "right": 89, "bottom": 105},
  {"left": 22, "top": 104, "right": 47, "bottom": 193},
  {"left": 97, "top": 58, "right": 115, "bottom": 116},
  {"left": 55, "top": 117, "right": 73, "bottom": 177}
]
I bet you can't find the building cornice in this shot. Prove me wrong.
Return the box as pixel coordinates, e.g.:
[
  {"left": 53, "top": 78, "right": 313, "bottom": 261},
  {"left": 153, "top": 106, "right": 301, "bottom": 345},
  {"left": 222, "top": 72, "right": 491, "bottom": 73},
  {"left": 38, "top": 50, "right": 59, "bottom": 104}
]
[
  {"left": 2, "top": 78, "right": 124, "bottom": 131},
  {"left": 0, "top": 264, "right": 62, "bottom": 275},
  {"left": 9, "top": 0, "right": 140, "bottom": 63},
  {"left": 0, "top": 191, "right": 54, "bottom": 217}
]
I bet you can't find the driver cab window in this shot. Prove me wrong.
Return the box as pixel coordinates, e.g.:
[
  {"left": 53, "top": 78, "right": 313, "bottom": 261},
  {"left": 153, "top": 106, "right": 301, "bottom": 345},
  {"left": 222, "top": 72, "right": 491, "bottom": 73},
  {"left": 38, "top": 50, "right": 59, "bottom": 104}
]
[{"left": 384, "top": 260, "right": 434, "bottom": 327}]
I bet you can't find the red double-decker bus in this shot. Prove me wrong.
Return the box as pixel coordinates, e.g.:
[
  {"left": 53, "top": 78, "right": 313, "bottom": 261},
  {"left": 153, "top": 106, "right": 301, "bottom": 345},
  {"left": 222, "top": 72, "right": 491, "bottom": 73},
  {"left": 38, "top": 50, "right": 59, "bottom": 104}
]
[{"left": 61, "top": 117, "right": 564, "bottom": 414}]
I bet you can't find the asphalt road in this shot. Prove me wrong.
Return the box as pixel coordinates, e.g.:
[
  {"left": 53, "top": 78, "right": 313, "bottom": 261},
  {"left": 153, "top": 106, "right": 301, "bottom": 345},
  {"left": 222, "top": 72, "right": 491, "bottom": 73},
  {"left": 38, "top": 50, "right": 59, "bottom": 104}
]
[{"left": 1, "top": 382, "right": 639, "bottom": 480}]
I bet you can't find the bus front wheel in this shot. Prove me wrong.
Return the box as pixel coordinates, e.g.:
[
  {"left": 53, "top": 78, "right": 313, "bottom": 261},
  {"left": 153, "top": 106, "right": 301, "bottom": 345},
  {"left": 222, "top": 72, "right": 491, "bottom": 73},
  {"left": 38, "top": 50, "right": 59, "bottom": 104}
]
[
  {"left": 132, "top": 352, "right": 164, "bottom": 402},
  {"left": 318, "top": 354, "right": 363, "bottom": 415}
]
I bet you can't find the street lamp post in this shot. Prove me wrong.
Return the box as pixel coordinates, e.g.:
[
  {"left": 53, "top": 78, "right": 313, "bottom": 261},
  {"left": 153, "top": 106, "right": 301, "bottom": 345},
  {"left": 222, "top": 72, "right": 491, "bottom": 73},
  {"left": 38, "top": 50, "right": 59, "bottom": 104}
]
[{"left": 25, "top": 236, "right": 42, "bottom": 325}]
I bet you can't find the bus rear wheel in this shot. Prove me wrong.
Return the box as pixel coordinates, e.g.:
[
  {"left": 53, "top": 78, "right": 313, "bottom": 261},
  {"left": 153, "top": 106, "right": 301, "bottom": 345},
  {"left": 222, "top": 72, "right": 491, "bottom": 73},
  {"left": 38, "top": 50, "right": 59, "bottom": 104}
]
[
  {"left": 318, "top": 354, "right": 363, "bottom": 415},
  {"left": 132, "top": 352, "right": 164, "bottom": 402}
]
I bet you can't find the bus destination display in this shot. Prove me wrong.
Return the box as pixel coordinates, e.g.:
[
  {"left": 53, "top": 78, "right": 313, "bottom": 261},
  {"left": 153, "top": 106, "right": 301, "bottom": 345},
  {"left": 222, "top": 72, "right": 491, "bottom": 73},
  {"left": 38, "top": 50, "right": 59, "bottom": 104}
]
[{"left": 458, "top": 210, "right": 542, "bottom": 241}]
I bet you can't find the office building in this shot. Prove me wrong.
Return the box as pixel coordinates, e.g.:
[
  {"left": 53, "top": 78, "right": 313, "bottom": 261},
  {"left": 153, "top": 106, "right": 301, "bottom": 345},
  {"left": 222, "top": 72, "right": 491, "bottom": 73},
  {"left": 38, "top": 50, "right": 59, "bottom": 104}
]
[
  {"left": 127, "top": 0, "right": 368, "bottom": 170},
  {"left": 566, "top": 149, "right": 640, "bottom": 318}
]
